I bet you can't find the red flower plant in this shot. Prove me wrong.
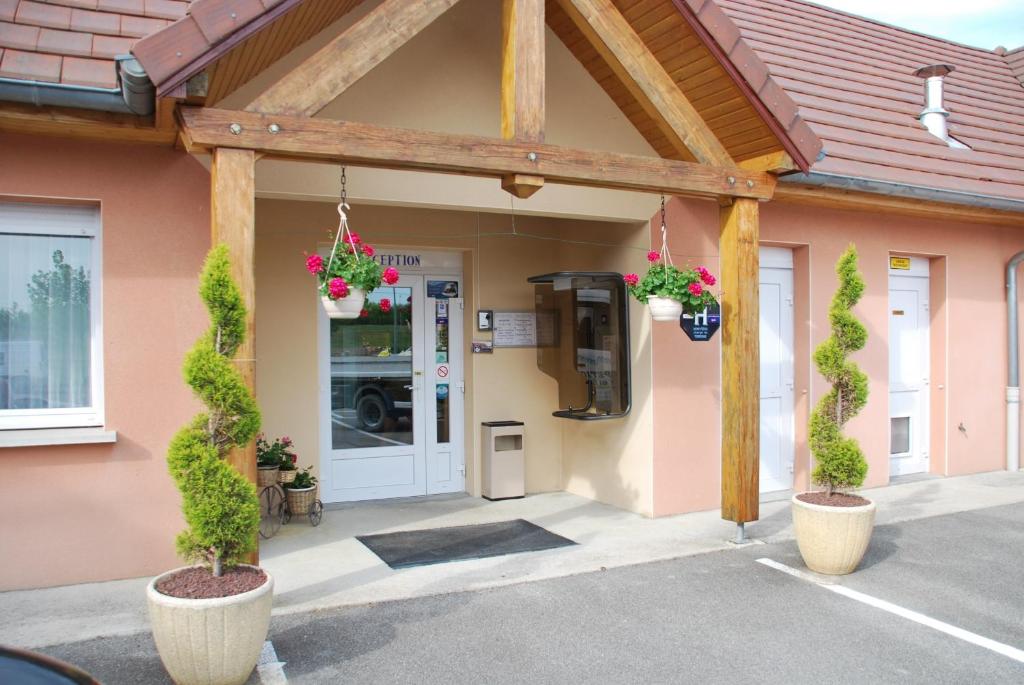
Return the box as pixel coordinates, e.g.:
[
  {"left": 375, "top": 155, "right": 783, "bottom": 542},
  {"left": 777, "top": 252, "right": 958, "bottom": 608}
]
[
  {"left": 305, "top": 254, "right": 324, "bottom": 275},
  {"left": 382, "top": 267, "right": 399, "bottom": 285},
  {"left": 624, "top": 273, "right": 640, "bottom": 287},
  {"left": 688, "top": 281, "right": 703, "bottom": 296},
  {"left": 380, "top": 298, "right": 392, "bottom": 313},
  {"left": 360, "top": 308, "right": 369, "bottom": 318},
  {"left": 647, "top": 250, "right": 660, "bottom": 263},
  {"left": 362, "top": 244, "right": 375, "bottom": 257},
  {"left": 328, "top": 277, "right": 349, "bottom": 299}
]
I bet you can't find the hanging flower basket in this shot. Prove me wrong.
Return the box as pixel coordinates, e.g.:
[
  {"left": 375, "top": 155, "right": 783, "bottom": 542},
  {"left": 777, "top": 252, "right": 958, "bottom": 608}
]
[
  {"left": 306, "top": 194, "right": 399, "bottom": 319},
  {"left": 625, "top": 254, "right": 718, "bottom": 323}
]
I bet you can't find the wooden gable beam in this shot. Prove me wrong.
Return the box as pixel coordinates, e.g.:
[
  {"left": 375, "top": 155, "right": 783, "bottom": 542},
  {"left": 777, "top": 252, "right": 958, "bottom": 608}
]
[
  {"left": 556, "top": 0, "right": 733, "bottom": 168},
  {"left": 501, "top": 0, "right": 546, "bottom": 199},
  {"left": 179, "top": 107, "right": 774, "bottom": 200},
  {"left": 244, "top": 0, "right": 462, "bottom": 117},
  {"left": 738, "top": 151, "right": 796, "bottom": 174}
]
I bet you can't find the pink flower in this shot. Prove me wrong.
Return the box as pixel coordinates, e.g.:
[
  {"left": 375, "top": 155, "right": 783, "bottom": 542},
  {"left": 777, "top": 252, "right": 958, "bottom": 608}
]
[
  {"left": 362, "top": 244, "right": 375, "bottom": 257},
  {"left": 360, "top": 308, "right": 369, "bottom": 318},
  {"left": 624, "top": 273, "right": 639, "bottom": 287},
  {"left": 282, "top": 436, "right": 292, "bottom": 446},
  {"left": 342, "top": 232, "right": 361, "bottom": 245},
  {"left": 305, "top": 254, "right": 324, "bottom": 275},
  {"left": 328, "top": 277, "right": 349, "bottom": 299},
  {"left": 688, "top": 281, "right": 703, "bottom": 296},
  {"left": 697, "top": 266, "right": 716, "bottom": 286},
  {"left": 380, "top": 298, "right": 392, "bottom": 313},
  {"left": 647, "top": 250, "right": 660, "bottom": 263},
  {"left": 382, "top": 267, "right": 399, "bottom": 285}
]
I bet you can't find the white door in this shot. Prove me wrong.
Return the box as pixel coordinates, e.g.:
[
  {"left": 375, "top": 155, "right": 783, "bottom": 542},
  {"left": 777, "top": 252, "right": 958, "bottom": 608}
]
[
  {"left": 425, "top": 276, "right": 465, "bottom": 494},
  {"left": 759, "top": 247, "right": 795, "bottom": 493},
  {"left": 319, "top": 273, "right": 465, "bottom": 502},
  {"left": 889, "top": 258, "right": 930, "bottom": 476}
]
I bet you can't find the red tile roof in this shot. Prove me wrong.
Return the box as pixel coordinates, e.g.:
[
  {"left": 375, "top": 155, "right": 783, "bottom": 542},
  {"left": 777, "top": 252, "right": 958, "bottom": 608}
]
[
  {"left": 0, "top": 0, "right": 184, "bottom": 88},
  {"left": 717, "top": 0, "right": 1024, "bottom": 202}
]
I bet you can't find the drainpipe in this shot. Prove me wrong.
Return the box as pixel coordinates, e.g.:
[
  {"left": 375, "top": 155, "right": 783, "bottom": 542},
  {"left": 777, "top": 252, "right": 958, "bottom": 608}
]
[
  {"left": 0, "top": 56, "right": 154, "bottom": 116},
  {"left": 1007, "top": 251, "right": 1024, "bottom": 471}
]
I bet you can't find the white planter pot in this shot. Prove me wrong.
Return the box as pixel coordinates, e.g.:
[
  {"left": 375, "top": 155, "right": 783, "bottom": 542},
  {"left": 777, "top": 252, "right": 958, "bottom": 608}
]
[
  {"left": 321, "top": 288, "right": 366, "bottom": 319},
  {"left": 792, "top": 494, "right": 876, "bottom": 575},
  {"left": 647, "top": 296, "right": 683, "bottom": 322},
  {"left": 147, "top": 565, "right": 273, "bottom": 685}
]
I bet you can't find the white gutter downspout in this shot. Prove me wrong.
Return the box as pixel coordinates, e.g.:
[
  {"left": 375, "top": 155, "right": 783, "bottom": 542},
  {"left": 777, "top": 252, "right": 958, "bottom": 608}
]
[{"left": 1007, "top": 251, "right": 1024, "bottom": 471}]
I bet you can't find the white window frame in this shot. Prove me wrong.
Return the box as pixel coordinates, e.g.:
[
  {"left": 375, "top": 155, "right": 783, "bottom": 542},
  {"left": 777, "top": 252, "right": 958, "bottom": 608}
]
[{"left": 0, "top": 202, "right": 104, "bottom": 430}]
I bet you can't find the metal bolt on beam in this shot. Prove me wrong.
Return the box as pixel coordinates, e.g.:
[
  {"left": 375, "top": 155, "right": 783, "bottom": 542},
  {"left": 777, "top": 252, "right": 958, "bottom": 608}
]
[
  {"left": 527, "top": 152, "right": 538, "bottom": 162},
  {"left": 267, "top": 124, "right": 281, "bottom": 134},
  {"left": 727, "top": 176, "right": 736, "bottom": 185},
  {"left": 229, "top": 123, "right": 242, "bottom": 135}
]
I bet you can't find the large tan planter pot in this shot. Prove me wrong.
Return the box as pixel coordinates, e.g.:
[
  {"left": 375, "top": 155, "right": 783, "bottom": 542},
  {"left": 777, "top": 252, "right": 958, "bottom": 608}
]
[
  {"left": 147, "top": 565, "right": 273, "bottom": 685},
  {"left": 792, "top": 494, "right": 876, "bottom": 575}
]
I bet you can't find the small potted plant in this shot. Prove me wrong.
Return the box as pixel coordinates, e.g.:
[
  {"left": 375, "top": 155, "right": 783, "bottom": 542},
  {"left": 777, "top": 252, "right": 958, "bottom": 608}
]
[
  {"left": 625, "top": 251, "right": 718, "bottom": 322},
  {"left": 147, "top": 245, "right": 272, "bottom": 685},
  {"left": 305, "top": 220, "right": 399, "bottom": 319},
  {"left": 255, "top": 434, "right": 280, "bottom": 487},
  {"left": 277, "top": 451, "right": 297, "bottom": 485},
  {"left": 792, "top": 245, "right": 875, "bottom": 575},
  {"left": 283, "top": 466, "right": 318, "bottom": 519}
]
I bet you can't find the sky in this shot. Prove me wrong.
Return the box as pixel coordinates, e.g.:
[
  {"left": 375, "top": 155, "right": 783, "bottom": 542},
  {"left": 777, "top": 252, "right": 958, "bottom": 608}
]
[{"left": 809, "top": 0, "right": 1024, "bottom": 50}]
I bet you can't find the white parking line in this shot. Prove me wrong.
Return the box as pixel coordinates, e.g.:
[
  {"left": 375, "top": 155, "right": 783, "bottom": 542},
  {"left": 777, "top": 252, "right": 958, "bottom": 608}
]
[
  {"left": 257, "top": 640, "right": 288, "bottom": 684},
  {"left": 757, "top": 558, "right": 1024, "bottom": 665}
]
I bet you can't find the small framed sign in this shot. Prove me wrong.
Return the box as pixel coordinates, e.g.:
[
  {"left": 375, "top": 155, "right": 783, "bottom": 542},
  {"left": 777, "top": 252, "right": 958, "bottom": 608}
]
[
  {"left": 680, "top": 304, "right": 721, "bottom": 342},
  {"left": 477, "top": 309, "right": 493, "bottom": 331},
  {"left": 889, "top": 256, "right": 911, "bottom": 270}
]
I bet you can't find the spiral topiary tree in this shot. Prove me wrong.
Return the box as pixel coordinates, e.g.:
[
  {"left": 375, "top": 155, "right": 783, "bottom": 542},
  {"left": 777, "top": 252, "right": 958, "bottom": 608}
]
[
  {"left": 167, "top": 244, "right": 261, "bottom": 577},
  {"left": 809, "top": 245, "right": 869, "bottom": 496}
]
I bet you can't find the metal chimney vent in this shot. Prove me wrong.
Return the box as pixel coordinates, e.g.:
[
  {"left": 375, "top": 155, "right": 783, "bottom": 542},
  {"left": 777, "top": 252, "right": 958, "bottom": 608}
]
[{"left": 913, "top": 64, "right": 969, "bottom": 149}]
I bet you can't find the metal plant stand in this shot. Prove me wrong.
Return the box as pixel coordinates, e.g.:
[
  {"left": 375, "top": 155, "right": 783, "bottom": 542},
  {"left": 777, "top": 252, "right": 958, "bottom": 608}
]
[
  {"left": 282, "top": 488, "right": 324, "bottom": 527},
  {"left": 258, "top": 483, "right": 287, "bottom": 539}
]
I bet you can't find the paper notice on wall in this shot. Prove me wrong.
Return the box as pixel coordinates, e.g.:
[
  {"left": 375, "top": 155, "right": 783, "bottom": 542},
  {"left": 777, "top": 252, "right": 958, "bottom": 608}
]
[{"left": 493, "top": 311, "right": 537, "bottom": 347}]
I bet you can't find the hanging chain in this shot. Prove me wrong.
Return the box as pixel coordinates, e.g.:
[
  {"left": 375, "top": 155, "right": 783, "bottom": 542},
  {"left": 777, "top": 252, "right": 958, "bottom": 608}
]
[
  {"left": 340, "top": 166, "right": 348, "bottom": 208},
  {"left": 326, "top": 166, "right": 356, "bottom": 277},
  {"left": 658, "top": 195, "right": 674, "bottom": 266}
]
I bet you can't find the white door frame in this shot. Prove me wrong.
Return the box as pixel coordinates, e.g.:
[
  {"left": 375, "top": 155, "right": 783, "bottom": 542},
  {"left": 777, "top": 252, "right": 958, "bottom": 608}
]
[
  {"left": 317, "top": 249, "right": 466, "bottom": 502},
  {"left": 759, "top": 246, "right": 795, "bottom": 493},
  {"left": 318, "top": 275, "right": 426, "bottom": 502},
  {"left": 889, "top": 257, "right": 930, "bottom": 476}
]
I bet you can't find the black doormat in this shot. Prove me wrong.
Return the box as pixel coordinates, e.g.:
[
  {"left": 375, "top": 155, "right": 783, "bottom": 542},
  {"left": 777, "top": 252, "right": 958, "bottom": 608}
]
[{"left": 357, "top": 519, "right": 576, "bottom": 569}]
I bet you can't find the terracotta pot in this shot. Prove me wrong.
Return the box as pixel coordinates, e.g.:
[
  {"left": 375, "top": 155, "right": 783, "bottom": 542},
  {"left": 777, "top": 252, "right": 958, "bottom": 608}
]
[
  {"left": 256, "top": 465, "right": 279, "bottom": 488},
  {"left": 792, "top": 494, "right": 876, "bottom": 575},
  {"left": 647, "top": 296, "right": 683, "bottom": 322},
  {"left": 321, "top": 289, "right": 366, "bottom": 319},
  {"left": 147, "top": 565, "right": 273, "bottom": 685}
]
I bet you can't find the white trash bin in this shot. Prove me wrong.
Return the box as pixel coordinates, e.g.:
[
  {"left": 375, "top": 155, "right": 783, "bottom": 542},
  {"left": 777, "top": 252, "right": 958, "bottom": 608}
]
[{"left": 481, "top": 421, "right": 525, "bottom": 500}]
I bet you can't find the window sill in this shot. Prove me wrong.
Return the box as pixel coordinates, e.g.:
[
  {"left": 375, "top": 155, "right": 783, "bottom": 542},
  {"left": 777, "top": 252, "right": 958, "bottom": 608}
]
[{"left": 0, "top": 427, "right": 117, "bottom": 448}]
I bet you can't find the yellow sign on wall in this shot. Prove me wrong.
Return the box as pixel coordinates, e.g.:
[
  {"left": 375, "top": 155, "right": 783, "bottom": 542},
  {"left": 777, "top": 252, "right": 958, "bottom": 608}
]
[{"left": 890, "top": 256, "right": 911, "bottom": 270}]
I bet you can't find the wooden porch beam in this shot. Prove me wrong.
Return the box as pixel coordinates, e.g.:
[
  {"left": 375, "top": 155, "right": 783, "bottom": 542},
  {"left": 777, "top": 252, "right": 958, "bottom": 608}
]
[
  {"left": 719, "top": 197, "right": 760, "bottom": 524},
  {"left": 180, "top": 107, "right": 774, "bottom": 200},
  {"left": 244, "top": 0, "right": 462, "bottom": 117},
  {"left": 501, "top": 0, "right": 544, "bottom": 142},
  {"left": 555, "top": 0, "right": 733, "bottom": 167},
  {"left": 738, "top": 150, "right": 796, "bottom": 174},
  {"left": 501, "top": 0, "right": 545, "bottom": 198},
  {"left": 210, "top": 147, "right": 258, "bottom": 562}
]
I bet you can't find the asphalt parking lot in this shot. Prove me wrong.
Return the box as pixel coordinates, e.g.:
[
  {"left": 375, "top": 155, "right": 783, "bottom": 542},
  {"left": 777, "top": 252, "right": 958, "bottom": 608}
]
[{"left": 42, "top": 502, "right": 1024, "bottom": 684}]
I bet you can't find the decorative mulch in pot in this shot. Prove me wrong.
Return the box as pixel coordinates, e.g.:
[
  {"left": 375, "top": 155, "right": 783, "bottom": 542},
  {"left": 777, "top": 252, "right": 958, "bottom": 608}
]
[
  {"left": 797, "top": 492, "right": 870, "bottom": 507},
  {"left": 155, "top": 566, "right": 267, "bottom": 600}
]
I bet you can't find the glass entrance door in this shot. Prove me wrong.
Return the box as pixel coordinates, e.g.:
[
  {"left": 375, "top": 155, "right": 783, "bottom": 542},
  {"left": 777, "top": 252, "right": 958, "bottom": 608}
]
[{"left": 320, "top": 276, "right": 426, "bottom": 502}]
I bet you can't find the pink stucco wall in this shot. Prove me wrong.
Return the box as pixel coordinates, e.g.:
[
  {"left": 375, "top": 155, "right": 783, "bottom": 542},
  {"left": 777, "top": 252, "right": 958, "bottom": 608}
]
[
  {"left": 653, "top": 196, "right": 1024, "bottom": 516},
  {"left": 0, "top": 134, "right": 210, "bottom": 590}
]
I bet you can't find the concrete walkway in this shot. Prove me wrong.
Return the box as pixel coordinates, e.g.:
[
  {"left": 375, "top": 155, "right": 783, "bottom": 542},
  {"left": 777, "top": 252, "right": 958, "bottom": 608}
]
[{"left": 3, "top": 470, "right": 1023, "bottom": 650}]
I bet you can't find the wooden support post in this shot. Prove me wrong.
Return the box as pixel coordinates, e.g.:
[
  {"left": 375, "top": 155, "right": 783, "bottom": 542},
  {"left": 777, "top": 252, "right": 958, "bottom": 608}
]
[
  {"left": 210, "top": 147, "right": 258, "bottom": 562},
  {"left": 501, "top": 0, "right": 545, "bottom": 198},
  {"left": 720, "top": 197, "right": 760, "bottom": 524}
]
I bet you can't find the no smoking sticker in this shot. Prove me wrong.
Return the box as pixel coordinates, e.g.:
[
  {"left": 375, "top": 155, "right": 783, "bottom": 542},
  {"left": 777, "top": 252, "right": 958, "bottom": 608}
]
[{"left": 436, "top": 365, "right": 449, "bottom": 378}]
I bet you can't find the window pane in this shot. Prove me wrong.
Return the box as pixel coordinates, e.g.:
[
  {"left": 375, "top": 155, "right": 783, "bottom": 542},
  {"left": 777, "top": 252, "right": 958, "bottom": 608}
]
[
  {"left": 329, "top": 287, "right": 413, "bottom": 449},
  {"left": 0, "top": 235, "right": 92, "bottom": 411},
  {"left": 891, "top": 416, "right": 910, "bottom": 454}
]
